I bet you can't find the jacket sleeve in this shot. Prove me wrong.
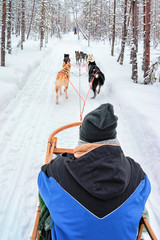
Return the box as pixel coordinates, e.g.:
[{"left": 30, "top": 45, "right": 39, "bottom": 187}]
[{"left": 38, "top": 171, "right": 52, "bottom": 209}]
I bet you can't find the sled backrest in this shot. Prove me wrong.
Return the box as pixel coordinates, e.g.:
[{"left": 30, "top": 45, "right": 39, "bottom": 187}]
[
  {"left": 45, "top": 122, "right": 81, "bottom": 164},
  {"left": 31, "top": 122, "right": 81, "bottom": 240}
]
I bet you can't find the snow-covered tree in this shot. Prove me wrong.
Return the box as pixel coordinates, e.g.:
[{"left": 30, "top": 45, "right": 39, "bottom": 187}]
[{"left": 1, "top": 0, "right": 6, "bottom": 66}]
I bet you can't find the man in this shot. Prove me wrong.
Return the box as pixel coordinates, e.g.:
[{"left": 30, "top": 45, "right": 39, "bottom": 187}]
[
  {"left": 74, "top": 27, "right": 77, "bottom": 34},
  {"left": 38, "top": 103, "right": 151, "bottom": 240}
]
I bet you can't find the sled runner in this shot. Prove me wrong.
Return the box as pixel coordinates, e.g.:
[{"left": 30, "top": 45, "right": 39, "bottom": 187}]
[{"left": 31, "top": 122, "right": 157, "bottom": 240}]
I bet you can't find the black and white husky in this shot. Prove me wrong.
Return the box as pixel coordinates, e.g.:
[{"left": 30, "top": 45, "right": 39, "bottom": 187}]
[{"left": 88, "top": 56, "right": 105, "bottom": 99}]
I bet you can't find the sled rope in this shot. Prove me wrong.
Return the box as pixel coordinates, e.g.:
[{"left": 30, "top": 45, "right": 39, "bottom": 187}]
[
  {"left": 60, "top": 71, "right": 97, "bottom": 121},
  {"left": 71, "top": 62, "right": 88, "bottom": 70},
  {"left": 71, "top": 62, "right": 88, "bottom": 120},
  {"left": 71, "top": 72, "right": 87, "bottom": 77},
  {"left": 80, "top": 73, "right": 96, "bottom": 121},
  {"left": 70, "top": 72, "right": 97, "bottom": 121},
  {"left": 67, "top": 78, "right": 85, "bottom": 103}
]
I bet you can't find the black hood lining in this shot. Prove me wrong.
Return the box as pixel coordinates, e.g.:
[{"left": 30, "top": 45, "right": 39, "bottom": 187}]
[{"left": 65, "top": 145, "right": 131, "bottom": 200}]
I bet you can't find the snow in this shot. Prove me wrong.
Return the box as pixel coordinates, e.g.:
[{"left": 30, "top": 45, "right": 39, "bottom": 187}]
[{"left": 0, "top": 33, "right": 160, "bottom": 240}]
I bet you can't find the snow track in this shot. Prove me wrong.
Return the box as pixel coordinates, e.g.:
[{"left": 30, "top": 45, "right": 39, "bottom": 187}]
[
  {"left": 0, "top": 41, "right": 63, "bottom": 239},
  {"left": 0, "top": 34, "right": 159, "bottom": 239}
]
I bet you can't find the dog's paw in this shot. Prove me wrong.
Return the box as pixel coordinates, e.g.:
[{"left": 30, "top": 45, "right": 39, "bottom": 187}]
[{"left": 91, "top": 96, "right": 96, "bottom": 99}]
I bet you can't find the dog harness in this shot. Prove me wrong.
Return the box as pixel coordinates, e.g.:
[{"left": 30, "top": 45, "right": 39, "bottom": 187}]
[{"left": 60, "top": 69, "right": 69, "bottom": 79}]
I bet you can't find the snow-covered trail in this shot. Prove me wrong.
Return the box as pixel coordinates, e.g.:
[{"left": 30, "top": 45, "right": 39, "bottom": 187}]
[
  {"left": 0, "top": 40, "right": 59, "bottom": 240},
  {"left": 0, "top": 35, "right": 96, "bottom": 240},
  {"left": 0, "top": 34, "right": 159, "bottom": 239}
]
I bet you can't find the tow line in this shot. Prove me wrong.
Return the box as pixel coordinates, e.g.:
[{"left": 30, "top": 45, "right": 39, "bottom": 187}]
[{"left": 62, "top": 62, "right": 96, "bottom": 121}]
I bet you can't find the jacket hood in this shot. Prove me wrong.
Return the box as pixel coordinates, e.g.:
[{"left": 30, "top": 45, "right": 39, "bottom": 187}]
[{"left": 65, "top": 145, "right": 131, "bottom": 200}]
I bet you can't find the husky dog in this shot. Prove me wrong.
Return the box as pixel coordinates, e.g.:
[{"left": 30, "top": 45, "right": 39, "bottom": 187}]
[
  {"left": 75, "top": 51, "right": 80, "bottom": 65},
  {"left": 83, "top": 53, "right": 88, "bottom": 63},
  {"left": 80, "top": 51, "right": 88, "bottom": 64},
  {"left": 88, "top": 56, "right": 105, "bottom": 99},
  {"left": 55, "top": 61, "right": 71, "bottom": 104}
]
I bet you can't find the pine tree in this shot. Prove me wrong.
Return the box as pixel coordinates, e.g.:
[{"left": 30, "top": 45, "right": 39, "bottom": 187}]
[
  {"left": 21, "top": 0, "right": 25, "bottom": 50},
  {"left": 1, "top": 0, "right": 6, "bottom": 66},
  {"left": 111, "top": 0, "right": 116, "bottom": 56},
  {"left": 40, "top": 0, "right": 45, "bottom": 49},
  {"left": 7, "top": 0, "right": 12, "bottom": 54},
  {"left": 131, "top": 0, "right": 138, "bottom": 83},
  {"left": 117, "top": 0, "right": 128, "bottom": 65},
  {"left": 27, "top": 0, "right": 36, "bottom": 39},
  {"left": 144, "top": 0, "right": 151, "bottom": 83}
]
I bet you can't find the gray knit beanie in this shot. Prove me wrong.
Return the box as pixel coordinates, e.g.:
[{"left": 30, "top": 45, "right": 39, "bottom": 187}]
[{"left": 80, "top": 103, "right": 118, "bottom": 143}]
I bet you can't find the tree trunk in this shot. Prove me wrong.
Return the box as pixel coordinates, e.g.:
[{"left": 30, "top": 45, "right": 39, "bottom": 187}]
[
  {"left": 88, "top": 0, "right": 91, "bottom": 47},
  {"left": 1, "top": 0, "right": 6, "bottom": 67},
  {"left": 21, "top": 0, "right": 25, "bottom": 50},
  {"left": 40, "top": 0, "right": 45, "bottom": 49},
  {"left": 27, "top": 0, "right": 36, "bottom": 39},
  {"left": 111, "top": 0, "right": 116, "bottom": 56},
  {"left": 144, "top": 0, "right": 151, "bottom": 82},
  {"left": 7, "top": 0, "right": 12, "bottom": 54},
  {"left": 119, "top": 0, "right": 128, "bottom": 65},
  {"left": 131, "top": 0, "right": 138, "bottom": 83},
  {"left": 15, "top": 1, "right": 21, "bottom": 37},
  {"left": 142, "top": 0, "right": 146, "bottom": 70},
  {"left": 108, "top": 0, "right": 111, "bottom": 42},
  {"left": 117, "top": 1, "right": 131, "bottom": 63}
]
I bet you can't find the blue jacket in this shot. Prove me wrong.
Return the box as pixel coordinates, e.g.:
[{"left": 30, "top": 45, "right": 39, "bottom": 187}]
[{"left": 38, "top": 145, "right": 151, "bottom": 240}]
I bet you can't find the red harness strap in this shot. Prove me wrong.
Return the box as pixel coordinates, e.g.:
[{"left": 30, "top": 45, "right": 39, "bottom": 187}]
[
  {"left": 60, "top": 70, "right": 69, "bottom": 78},
  {"left": 80, "top": 72, "right": 96, "bottom": 121},
  {"left": 60, "top": 68, "right": 97, "bottom": 121}
]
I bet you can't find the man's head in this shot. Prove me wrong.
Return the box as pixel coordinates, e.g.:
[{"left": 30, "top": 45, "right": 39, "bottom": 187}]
[{"left": 80, "top": 103, "right": 118, "bottom": 143}]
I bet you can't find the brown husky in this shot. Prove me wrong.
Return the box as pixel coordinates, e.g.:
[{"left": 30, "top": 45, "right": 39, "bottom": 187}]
[
  {"left": 55, "top": 61, "right": 71, "bottom": 104},
  {"left": 75, "top": 51, "right": 80, "bottom": 65}
]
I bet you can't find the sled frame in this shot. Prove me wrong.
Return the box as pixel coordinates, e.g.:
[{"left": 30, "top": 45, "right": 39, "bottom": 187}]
[
  {"left": 31, "top": 122, "right": 81, "bottom": 240},
  {"left": 31, "top": 122, "right": 157, "bottom": 240},
  {"left": 136, "top": 213, "right": 158, "bottom": 240}
]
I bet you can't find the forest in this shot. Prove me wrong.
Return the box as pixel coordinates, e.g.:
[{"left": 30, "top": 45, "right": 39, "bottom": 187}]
[{"left": 0, "top": 0, "right": 160, "bottom": 84}]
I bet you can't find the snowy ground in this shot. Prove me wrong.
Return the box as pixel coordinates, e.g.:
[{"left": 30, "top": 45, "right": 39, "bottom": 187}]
[{"left": 0, "top": 33, "right": 160, "bottom": 240}]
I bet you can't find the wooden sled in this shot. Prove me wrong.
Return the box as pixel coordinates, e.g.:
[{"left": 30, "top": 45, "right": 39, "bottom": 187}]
[{"left": 31, "top": 122, "right": 157, "bottom": 240}]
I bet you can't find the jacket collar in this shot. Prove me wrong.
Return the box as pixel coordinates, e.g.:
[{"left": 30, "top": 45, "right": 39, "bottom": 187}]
[{"left": 74, "top": 143, "right": 120, "bottom": 158}]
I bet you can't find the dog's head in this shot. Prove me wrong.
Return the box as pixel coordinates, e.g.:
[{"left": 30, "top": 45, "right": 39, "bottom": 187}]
[
  {"left": 75, "top": 51, "right": 80, "bottom": 56},
  {"left": 88, "top": 54, "right": 94, "bottom": 62},
  {"left": 63, "top": 56, "right": 71, "bottom": 68},
  {"left": 64, "top": 54, "right": 70, "bottom": 64}
]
